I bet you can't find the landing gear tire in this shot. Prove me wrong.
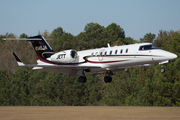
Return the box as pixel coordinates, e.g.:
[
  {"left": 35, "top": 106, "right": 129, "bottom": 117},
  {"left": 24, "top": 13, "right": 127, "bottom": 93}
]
[
  {"left": 160, "top": 65, "right": 165, "bottom": 73},
  {"left": 78, "top": 76, "right": 87, "bottom": 83},
  {"left": 104, "top": 76, "right": 112, "bottom": 83},
  {"left": 161, "top": 68, "right": 165, "bottom": 73}
]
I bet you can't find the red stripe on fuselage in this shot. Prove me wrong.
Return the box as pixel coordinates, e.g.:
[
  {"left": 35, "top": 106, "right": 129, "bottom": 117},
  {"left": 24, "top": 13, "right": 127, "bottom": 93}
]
[
  {"left": 37, "top": 55, "right": 58, "bottom": 65},
  {"left": 37, "top": 55, "right": 130, "bottom": 65},
  {"left": 87, "top": 60, "right": 129, "bottom": 64}
]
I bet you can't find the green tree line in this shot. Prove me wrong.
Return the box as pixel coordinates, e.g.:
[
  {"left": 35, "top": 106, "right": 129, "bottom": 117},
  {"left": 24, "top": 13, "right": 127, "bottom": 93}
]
[{"left": 0, "top": 22, "right": 180, "bottom": 106}]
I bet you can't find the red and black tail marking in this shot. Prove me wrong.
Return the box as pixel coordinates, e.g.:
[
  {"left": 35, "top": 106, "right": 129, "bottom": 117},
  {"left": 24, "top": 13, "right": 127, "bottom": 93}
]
[{"left": 27, "top": 35, "right": 55, "bottom": 60}]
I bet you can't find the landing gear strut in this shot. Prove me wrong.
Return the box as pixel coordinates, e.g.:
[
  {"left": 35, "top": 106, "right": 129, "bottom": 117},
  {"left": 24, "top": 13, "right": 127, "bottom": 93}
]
[
  {"left": 104, "top": 70, "right": 113, "bottom": 83},
  {"left": 78, "top": 70, "right": 87, "bottom": 83}
]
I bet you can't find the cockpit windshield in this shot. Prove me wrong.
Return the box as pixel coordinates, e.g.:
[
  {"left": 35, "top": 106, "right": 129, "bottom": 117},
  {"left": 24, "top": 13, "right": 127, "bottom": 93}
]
[{"left": 139, "top": 44, "right": 159, "bottom": 51}]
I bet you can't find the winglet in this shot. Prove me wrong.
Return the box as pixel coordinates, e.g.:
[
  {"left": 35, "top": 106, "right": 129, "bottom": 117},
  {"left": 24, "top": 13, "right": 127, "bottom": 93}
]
[{"left": 12, "top": 52, "right": 25, "bottom": 66}]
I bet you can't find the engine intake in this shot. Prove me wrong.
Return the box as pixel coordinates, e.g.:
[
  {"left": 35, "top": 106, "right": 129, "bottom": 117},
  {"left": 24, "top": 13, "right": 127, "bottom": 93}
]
[{"left": 50, "top": 49, "right": 77, "bottom": 63}]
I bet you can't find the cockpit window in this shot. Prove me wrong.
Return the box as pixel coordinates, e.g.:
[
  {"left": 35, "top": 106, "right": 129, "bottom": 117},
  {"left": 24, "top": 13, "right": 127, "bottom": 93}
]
[{"left": 139, "top": 44, "right": 159, "bottom": 51}]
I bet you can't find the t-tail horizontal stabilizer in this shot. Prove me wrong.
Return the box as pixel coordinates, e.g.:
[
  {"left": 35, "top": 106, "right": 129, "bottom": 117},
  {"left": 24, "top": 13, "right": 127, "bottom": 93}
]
[{"left": 13, "top": 52, "right": 25, "bottom": 66}]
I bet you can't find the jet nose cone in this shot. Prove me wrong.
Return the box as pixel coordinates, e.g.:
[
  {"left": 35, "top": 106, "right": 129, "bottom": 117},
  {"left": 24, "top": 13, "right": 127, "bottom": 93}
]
[
  {"left": 169, "top": 53, "right": 178, "bottom": 60},
  {"left": 174, "top": 54, "right": 178, "bottom": 59}
]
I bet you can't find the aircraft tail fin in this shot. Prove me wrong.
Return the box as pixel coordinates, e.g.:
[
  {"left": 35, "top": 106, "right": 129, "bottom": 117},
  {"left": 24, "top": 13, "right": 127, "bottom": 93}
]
[
  {"left": 27, "top": 35, "right": 55, "bottom": 60},
  {"left": 4, "top": 35, "right": 55, "bottom": 60}
]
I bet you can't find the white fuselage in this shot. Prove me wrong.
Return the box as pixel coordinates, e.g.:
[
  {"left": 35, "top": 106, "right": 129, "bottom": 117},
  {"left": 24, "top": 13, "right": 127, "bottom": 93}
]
[
  {"left": 9, "top": 35, "right": 177, "bottom": 76},
  {"left": 42, "top": 43, "right": 177, "bottom": 75},
  {"left": 76, "top": 43, "right": 177, "bottom": 69}
]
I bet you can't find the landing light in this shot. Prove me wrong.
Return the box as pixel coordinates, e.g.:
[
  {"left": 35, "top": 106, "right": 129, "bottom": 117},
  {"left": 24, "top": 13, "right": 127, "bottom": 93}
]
[{"left": 106, "top": 68, "right": 110, "bottom": 70}]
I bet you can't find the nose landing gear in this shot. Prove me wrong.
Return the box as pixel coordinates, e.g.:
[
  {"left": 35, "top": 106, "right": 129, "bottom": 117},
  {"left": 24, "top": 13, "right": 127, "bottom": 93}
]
[
  {"left": 160, "top": 65, "right": 165, "bottom": 73},
  {"left": 78, "top": 70, "right": 87, "bottom": 83}
]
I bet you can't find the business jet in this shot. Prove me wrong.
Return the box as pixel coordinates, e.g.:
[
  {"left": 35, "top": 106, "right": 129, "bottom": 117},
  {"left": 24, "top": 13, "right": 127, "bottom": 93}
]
[{"left": 4, "top": 35, "right": 177, "bottom": 83}]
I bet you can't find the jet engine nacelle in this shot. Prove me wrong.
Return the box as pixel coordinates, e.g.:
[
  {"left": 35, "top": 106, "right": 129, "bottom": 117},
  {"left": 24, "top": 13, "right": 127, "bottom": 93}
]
[{"left": 50, "top": 49, "right": 77, "bottom": 63}]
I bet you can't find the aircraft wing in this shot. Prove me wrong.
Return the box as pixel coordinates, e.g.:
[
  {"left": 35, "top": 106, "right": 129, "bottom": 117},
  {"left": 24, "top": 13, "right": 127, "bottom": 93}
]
[{"left": 13, "top": 52, "right": 101, "bottom": 69}]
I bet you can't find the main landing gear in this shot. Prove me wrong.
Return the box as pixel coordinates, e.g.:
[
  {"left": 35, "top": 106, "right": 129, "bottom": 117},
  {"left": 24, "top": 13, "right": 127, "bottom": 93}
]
[
  {"left": 78, "top": 70, "right": 114, "bottom": 83},
  {"left": 104, "top": 70, "right": 113, "bottom": 83},
  {"left": 78, "top": 70, "right": 87, "bottom": 83}
]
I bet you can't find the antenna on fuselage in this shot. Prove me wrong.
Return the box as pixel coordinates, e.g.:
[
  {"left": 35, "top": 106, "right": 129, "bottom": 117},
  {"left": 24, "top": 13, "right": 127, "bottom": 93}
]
[{"left": 107, "top": 43, "right": 110, "bottom": 48}]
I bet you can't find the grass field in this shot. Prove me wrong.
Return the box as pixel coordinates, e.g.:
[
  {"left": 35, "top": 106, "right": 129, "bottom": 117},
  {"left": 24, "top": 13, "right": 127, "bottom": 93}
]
[{"left": 0, "top": 106, "right": 180, "bottom": 120}]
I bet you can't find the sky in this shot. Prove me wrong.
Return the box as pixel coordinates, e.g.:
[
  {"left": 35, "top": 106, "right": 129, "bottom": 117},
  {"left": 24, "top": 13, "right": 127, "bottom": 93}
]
[{"left": 0, "top": 0, "right": 180, "bottom": 40}]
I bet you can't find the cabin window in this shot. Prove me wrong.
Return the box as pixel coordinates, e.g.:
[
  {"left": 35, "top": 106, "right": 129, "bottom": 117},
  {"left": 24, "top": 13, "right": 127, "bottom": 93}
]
[
  {"left": 139, "top": 44, "right": 159, "bottom": 51},
  {"left": 110, "top": 50, "right": 112, "bottom": 55},
  {"left": 91, "top": 53, "right": 94, "bottom": 57},
  {"left": 120, "top": 49, "right": 123, "bottom": 54},
  {"left": 100, "top": 52, "right": 103, "bottom": 56},
  {"left": 126, "top": 49, "right": 128, "bottom": 53},
  {"left": 115, "top": 50, "right": 118, "bottom": 54},
  {"left": 104, "top": 51, "right": 107, "bottom": 56},
  {"left": 95, "top": 52, "right": 98, "bottom": 57}
]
